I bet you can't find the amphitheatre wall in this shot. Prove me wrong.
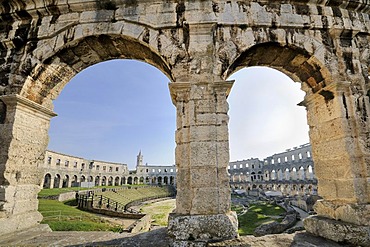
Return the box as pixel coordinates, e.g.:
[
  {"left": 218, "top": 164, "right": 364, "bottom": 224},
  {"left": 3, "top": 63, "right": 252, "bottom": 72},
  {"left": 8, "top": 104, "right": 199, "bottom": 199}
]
[{"left": 0, "top": 0, "right": 369, "bottom": 245}]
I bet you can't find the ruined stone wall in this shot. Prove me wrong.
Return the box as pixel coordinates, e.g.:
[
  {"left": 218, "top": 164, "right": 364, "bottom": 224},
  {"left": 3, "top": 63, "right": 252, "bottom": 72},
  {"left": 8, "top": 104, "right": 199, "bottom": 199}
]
[
  {"left": 41, "top": 150, "right": 128, "bottom": 188},
  {"left": 229, "top": 145, "right": 315, "bottom": 180},
  {"left": 1, "top": 0, "right": 370, "bottom": 245}
]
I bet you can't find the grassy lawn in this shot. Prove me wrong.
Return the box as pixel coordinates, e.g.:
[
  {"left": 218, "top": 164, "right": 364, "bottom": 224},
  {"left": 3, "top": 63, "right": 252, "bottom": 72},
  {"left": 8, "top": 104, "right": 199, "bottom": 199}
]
[
  {"left": 140, "top": 199, "right": 176, "bottom": 226},
  {"left": 233, "top": 203, "right": 285, "bottom": 235},
  {"left": 38, "top": 199, "right": 123, "bottom": 232},
  {"left": 38, "top": 187, "right": 84, "bottom": 197}
]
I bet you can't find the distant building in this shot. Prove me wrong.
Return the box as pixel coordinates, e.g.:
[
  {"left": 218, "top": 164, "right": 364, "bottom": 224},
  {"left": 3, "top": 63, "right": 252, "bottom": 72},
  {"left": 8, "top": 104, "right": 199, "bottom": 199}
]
[
  {"left": 228, "top": 143, "right": 317, "bottom": 196},
  {"left": 41, "top": 144, "right": 316, "bottom": 196},
  {"left": 40, "top": 150, "right": 176, "bottom": 188}
]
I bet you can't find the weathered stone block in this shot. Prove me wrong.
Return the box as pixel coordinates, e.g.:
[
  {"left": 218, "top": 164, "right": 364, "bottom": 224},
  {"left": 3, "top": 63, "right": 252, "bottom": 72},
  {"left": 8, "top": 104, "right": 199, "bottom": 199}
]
[
  {"left": 168, "top": 212, "right": 238, "bottom": 242},
  {"left": 314, "top": 159, "right": 352, "bottom": 179},
  {"left": 314, "top": 200, "right": 370, "bottom": 226},
  {"left": 0, "top": 210, "right": 43, "bottom": 235},
  {"left": 190, "top": 167, "right": 217, "bottom": 187},
  {"left": 311, "top": 137, "right": 354, "bottom": 161},
  {"left": 309, "top": 117, "right": 351, "bottom": 142},
  {"left": 304, "top": 215, "right": 370, "bottom": 246}
]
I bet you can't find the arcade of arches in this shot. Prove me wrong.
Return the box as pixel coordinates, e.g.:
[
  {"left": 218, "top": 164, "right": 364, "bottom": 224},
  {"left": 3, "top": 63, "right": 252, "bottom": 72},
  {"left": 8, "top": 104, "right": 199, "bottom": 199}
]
[
  {"left": 0, "top": 1, "right": 369, "bottom": 246},
  {"left": 41, "top": 150, "right": 176, "bottom": 189}
]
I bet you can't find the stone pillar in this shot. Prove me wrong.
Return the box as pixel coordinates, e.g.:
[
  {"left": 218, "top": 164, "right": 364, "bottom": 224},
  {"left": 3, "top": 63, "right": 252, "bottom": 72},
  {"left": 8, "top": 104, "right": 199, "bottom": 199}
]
[
  {"left": 67, "top": 177, "right": 72, "bottom": 188},
  {"left": 167, "top": 81, "right": 238, "bottom": 246},
  {"left": 58, "top": 176, "right": 63, "bottom": 188},
  {"left": 303, "top": 82, "right": 370, "bottom": 246},
  {"left": 0, "top": 94, "right": 56, "bottom": 235},
  {"left": 49, "top": 176, "right": 55, "bottom": 189}
]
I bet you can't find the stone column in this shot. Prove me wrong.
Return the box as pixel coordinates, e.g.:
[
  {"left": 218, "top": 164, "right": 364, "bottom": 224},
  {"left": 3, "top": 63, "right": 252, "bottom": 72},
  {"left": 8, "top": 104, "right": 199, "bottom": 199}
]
[
  {"left": 167, "top": 81, "right": 238, "bottom": 246},
  {"left": 303, "top": 82, "right": 370, "bottom": 246},
  {"left": 67, "top": 177, "right": 72, "bottom": 188},
  {"left": 0, "top": 94, "right": 56, "bottom": 235},
  {"left": 58, "top": 176, "right": 63, "bottom": 188},
  {"left": 49, "top": 176, "right": 55, "bottom": 189}
]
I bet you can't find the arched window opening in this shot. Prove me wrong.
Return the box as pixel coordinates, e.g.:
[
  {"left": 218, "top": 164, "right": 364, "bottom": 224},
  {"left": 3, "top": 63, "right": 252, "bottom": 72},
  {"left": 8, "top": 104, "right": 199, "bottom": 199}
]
[
  {"left": 228, "top": 66, "right": 309, "bottom": 179},
  {"left": 47, "top": 59, "right": 175, "bottom": 177}
]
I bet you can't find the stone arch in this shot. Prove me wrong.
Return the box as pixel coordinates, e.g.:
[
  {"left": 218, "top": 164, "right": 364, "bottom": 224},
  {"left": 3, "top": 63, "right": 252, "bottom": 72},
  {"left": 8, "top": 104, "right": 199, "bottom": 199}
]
[
  {"left": 42, "top": 173, "right": 52, "bottom": 189},
  {"left": 284, "top": 168, "right": 290, "bottom": 181},
  {"left": 224, "top": 42, "right": 333, "bottom": 94},
  {"left": 1, "top": 2, "right": 370, "bottom": 244},
  {"left": 114, "top": 176, "right": 120, "bottom": 186},
  {"left": 72, "top": 175, "right": 78, "bottom": 187},
  {"left": 270, "top": 170, "right": 276, "bottom": 180},
  {"left": 95, "top": 176, "right": 100, "bottom": 187},
  {"left": 62, "top": 175, "right": 69, "bottom": 188},
  {"left": 277, "top": 169, "right": 283, "bottom": 181},
  {"left": 108, "top": 176, "right": 113, "bottom": 186},
  {"left": 21, "top": 30, "right": 178, "bottom": 108},
  {"left": 250, "top": 172, "right": 255, "bottom": 182},
  {"left": 139, "top": 177, "right": 144, "bottom": 184},
  {"left": 157, "top": 176, "right": 163, "bottom": 184},
  {"left": 291, "top": 168, "right": 297, "bottom": 181},
  {"left": 127, "top": 177, "right": 133, "bottom": 185},
  {"left": 298, "top": 166, "right": 305, "bottom": 180},
  {"left": 53, "top": 174, "right": 61, "bottom": 188},
  {"left": 306, "top": 165, "right": 314, "bottom": 180},
  {"left": 164, "top": 176, "right": 169, "bottom": 185},
  {"left": 133, "top": 177, "right": 138, "bottom": 185},
  {"left": 102, "top": 176, "right": 107, "bottom": 186}
]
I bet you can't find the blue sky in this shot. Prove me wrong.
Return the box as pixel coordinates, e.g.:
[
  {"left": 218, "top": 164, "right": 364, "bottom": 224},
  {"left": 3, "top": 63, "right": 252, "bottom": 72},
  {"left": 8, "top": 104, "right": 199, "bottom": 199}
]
[{"left": 47, "top": 60, "right": 309, "bottom": 169}]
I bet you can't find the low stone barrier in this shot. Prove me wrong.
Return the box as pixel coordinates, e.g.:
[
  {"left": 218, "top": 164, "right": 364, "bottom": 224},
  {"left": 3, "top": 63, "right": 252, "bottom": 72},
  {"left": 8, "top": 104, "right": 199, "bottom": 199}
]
[
  {"left": 129, "top": 214, "right": 152, "bottom": 233},
  {"left": 254, "top": 213, "right": 298, "bottom": 237},
  {"left": 58, "top": 192, "right": 77, "bottom": 202},
  {"left": 87, "top": 207, "right": 145, "bottom": 220}
]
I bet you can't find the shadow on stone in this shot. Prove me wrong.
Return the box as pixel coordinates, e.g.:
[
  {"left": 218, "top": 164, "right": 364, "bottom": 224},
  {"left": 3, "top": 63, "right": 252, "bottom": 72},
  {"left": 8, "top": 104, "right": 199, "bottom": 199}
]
[
  {"left": 291, "top": 232, "right": 353, "bottom": 247},
  {"left": 67, "top": 228, "right": 173, "bottom": 247}
]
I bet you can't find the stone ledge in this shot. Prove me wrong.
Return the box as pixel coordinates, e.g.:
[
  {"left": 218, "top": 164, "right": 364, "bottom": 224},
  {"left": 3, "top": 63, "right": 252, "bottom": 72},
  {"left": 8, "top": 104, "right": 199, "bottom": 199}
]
[
  {"left": 168, "top": 211, "right": 238, "bottom": 243},
  {"left": 304, "top": 215, "right": 370, "bottom": 246},
  {"left": 0, "top": 211, "right": 43, "bottom": 235},
  {"left": 314, "top": 199, "right": 370, "bottom": 226}
]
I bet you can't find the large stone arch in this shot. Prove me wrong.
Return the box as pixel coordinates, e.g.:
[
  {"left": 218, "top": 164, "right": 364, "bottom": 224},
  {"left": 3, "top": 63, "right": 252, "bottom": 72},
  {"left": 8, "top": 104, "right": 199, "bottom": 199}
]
[
  {"left": 22, "top": 33, "right": 176, "bottom": 108},
  {"left": 224, "top": 42, "right": 334, "bottom": 93},
  {"left": 1, "top": 0, "right": 370, "bottom": 245},
  {"left": 219, "top": 29, "right": 370, "bottom": 245}
]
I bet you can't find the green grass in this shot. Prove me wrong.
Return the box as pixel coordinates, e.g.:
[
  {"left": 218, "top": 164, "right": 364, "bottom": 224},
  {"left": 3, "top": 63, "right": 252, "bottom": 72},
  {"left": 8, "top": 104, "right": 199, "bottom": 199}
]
[
  {"left": 38, "top": 199, "right": 123, "bottom": 232},
  {"left": 233, "top": 203, "right": 285, "bottom": 235},
  {"left": 141, "top": 199, "right": 176, "bottom": 226},
  {"left": 38, "top": 187, "right": 84, "bottom": 197}
]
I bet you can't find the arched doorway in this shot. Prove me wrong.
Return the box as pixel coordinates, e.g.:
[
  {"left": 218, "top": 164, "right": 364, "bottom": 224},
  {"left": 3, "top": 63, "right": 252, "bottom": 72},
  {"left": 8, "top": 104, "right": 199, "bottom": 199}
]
[
  {"left": 53, "top": 174, "right": 61, "bottom": 189},
  {"left": 115, "top": 177, "right": 120, "bottom": 186},
  {"left": 108, "top": 176, "right": 113, "bottom": 186},
  {"left": 43, "top": 174, "right": 52, "bottom": 189},
  {"left": 62, "top": 175, "right": 69, "bottom": 188},
  {"left": 95, "top": 176, "right": 100, "bottom": 187}
]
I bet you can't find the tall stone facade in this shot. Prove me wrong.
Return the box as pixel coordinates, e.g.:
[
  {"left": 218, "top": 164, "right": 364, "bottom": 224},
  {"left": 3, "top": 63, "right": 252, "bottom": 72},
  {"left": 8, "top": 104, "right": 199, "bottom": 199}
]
[
  {"left": 0, "top": 1, "right": 369, "bottom": 245},
  {"left": 229, "top": 144, "right": 317, "bottom": 196},
  {"left": 41, "top": 150, "right": 129, "bottom": 188},
  {"left": 41, "top": 150, "right": 176, "bottom": 188}
]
